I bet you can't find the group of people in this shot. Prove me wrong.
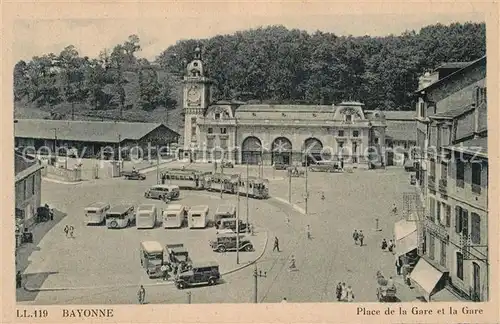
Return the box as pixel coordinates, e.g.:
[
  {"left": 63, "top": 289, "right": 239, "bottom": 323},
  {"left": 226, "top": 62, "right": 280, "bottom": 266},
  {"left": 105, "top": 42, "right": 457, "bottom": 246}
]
[
  {"left": 335, "top": 282, "right": 355, "bottom": 302},
  {"left": 381, "top": 238, "right": 395, "bottom": 252},
  {"left": 352, "top": 230, "right": 365, "bottom": 246},
  {"left": 63, "top": 225, "right": 75, "bottom": 238}
]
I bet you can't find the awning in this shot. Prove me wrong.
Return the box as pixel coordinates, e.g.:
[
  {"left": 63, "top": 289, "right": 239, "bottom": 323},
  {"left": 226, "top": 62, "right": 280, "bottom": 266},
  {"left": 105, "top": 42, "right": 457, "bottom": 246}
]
[
  {"left": 394, "top": 219, "right": 418, "bottom": 257},
  {"left": 409, "top": 258, "right": 446, "bottom": 301}
]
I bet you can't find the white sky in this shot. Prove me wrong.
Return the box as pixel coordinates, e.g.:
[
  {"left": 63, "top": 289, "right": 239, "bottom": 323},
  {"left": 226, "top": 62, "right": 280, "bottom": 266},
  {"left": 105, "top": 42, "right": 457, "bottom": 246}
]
[{"left": 12, "top": 12, "right": 485, "bottom": 63}]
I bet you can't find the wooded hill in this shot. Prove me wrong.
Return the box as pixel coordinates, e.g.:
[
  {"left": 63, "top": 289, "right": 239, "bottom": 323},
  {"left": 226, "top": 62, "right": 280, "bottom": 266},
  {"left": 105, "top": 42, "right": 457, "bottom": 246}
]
[{"left": 13, "top": 22, "right": 485, "bottom": 130}]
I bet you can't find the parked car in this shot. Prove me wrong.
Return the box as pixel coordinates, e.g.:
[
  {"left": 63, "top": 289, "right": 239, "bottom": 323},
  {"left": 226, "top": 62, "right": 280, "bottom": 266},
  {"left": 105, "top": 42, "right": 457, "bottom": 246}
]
[
  {"left": 221, "top": 160, "right": 234, "bottom": 168},
  {"left": 404, "top": 159, "right": 416, "bottom": 172},
  {"left": 273, "top": 162, "right": 288, "bottom": 170},
  {"left": 215, "top": 218, "right": 248, "bottom": 233},
  {"left": 122, "top": 170, "right": 146, "bottom": 180},
  {"left": 175, "top": 261, "right": 221, "bottom": 289},
  {"left": 210, "top": 232, "right": 254, "bottom": 252}
]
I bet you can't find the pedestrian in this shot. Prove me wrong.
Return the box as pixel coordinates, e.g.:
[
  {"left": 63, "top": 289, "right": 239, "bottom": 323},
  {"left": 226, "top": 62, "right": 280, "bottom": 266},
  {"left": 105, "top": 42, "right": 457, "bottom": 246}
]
[
  {"left": 358, "top": 230, "right": 364, "bottom": 246},
  {"left": 161, "top": 264, "right": 169, "bottom": 281},
  {"left": 321, "top": 192, "right": 325, "bottom": 201},
  {"left": 346, "top": 285, "right": 354, "bottom": 302},
  {"left": 306, "top": 225, "right": 311, "bottom": 240},
  {"left": 16, "top": 271, "right": 22, "bottom": 289},
  {"left": 335, "top": 282, "right": 343, "bottom": 301},
  {"left": 64, "top": 225, "right": 69, "bottom": 238},
  {"left": 388, "top": 239, "right": 394, "bottom": 252},
  {"left": 395, "top": 257, "right": 402, "bottom": 275},
  {"left": 352, "top": 230, "right": 359, "bottom": 245},
  {"left": 381, "top": 238, "right": 388, "bottom": 251},
  {"left": 340, "top": 282, "right": 347, "bottom": 301},
  {"left": 69, "top": 225, "right": 75, "bottom": 238},
  {"left": 285, "top": 215, "right": 290, "bottom": 225},
  {"left": 273, "top": 236, "right": 280, "bottom": 252},
  {"left": 392, "top": 203, "right": 398, "bottom": 215},
  {"left": 340, "top": 159, "right": 344, "bottom": 171},
  {"left": 138, "top": 285, "right": 146, "bottom": 304},
  {"left": 288, "top": 255, "right": 298, "bottom": 271},
  {"left": 281, "top": 297, "right": 288, "bottom": 303}
]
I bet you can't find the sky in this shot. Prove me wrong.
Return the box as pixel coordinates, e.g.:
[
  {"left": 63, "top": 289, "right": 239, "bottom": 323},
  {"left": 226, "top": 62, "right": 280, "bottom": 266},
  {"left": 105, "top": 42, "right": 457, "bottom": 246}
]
[{"left": 12, "top": 12, "right": 485, "bottom": 63}]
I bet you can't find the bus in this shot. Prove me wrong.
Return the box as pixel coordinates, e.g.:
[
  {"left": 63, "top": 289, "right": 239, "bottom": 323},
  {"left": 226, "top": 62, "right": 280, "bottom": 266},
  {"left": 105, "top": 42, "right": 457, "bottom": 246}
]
[
  {"left": 188, "top": 205, "right": 209, "bottom": 229},
  {"left": 204, "top": 173, "right": 239, "bottom": 193},
  {"left": 237, "top": 177, "right": 270, "bottom": 199},
  {"left": 106, "top": 204, "right": 135, "bottom": 229},
  {"left": 140, "top": 241, "right": 164, "bottom": 278},
  {"left": 84, "top": 202, "right": 110, "bottom": 225},
  {"left": 160, "top": 169, "right": 208, "bottom": 190},
  {"left": 136, "top": 204, "right": 157, "bottom": 229},
  {"left": 162, "top": 204, "right": 187, "bottom": 228}
]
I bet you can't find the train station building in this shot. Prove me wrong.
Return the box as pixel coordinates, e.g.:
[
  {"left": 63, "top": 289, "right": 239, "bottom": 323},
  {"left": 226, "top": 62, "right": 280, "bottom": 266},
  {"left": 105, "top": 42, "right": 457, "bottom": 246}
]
[{"left": 180, "top": 48, "right": 415, "bottom": 168}]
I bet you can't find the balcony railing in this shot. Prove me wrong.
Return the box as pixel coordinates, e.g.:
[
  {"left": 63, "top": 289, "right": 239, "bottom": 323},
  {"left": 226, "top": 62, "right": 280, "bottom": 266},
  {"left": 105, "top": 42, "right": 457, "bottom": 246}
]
[
  {"left": 438, "top": 178, "right": 448, "bottom": 194},
  {"left": 424, "top": 218, "right": 450, "bottom": 242},
  {"left": 457, "top": 179, "right": 465, "bottom": 188},
  {"left": 428, "top": 175, "right": 436, "bottom": 189},
  {"left": 472, "top": 183, "right": 482, "bottom": 194}
]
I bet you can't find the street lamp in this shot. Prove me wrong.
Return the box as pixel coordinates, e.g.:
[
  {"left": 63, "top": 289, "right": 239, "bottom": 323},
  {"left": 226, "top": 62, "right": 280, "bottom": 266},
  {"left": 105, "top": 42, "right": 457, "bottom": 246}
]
[{"left": 236, "top": 174, "right": 241, "bottom": 264}]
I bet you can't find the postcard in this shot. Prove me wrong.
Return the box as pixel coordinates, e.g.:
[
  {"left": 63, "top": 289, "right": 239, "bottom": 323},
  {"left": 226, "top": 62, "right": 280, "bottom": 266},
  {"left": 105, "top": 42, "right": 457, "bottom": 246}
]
[{"left": 1, "top": 1, "right": 498, "bottom": 323}]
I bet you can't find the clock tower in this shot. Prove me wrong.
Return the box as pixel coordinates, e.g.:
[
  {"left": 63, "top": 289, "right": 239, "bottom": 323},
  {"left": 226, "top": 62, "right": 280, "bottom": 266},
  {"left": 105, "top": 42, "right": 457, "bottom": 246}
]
[{"left": 182, "top": 47, "right": 212, "bottom": 155}]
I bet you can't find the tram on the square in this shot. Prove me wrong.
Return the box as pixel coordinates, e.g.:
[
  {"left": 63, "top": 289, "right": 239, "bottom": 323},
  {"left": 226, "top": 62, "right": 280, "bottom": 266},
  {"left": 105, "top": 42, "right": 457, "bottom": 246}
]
[{"left": 160, "top": 168, "right": 209, "bottom": 190}]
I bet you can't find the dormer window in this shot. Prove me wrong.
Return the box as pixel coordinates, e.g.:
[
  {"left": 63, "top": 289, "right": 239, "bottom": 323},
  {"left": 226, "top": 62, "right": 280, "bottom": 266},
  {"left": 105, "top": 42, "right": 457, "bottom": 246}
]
[
  {"left": 215, "top": 113, "right": 221, "bottom": 120},
  {"left": 345, "top": 114, "right": 352, "bottom": 122},
  {"left": 208, "top": 128, "right": 213, "bottom": 134}
]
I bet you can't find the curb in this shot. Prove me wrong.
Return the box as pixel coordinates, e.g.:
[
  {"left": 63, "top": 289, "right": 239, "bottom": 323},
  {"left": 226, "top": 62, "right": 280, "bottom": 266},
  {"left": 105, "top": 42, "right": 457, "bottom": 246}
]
[
  {"left": 136, "top": 159, "right": 176, "bottom": 174},
  {"left": 24, "top": 229, "right": 269, "bottom": 292},
  {"left": 271, "top": 197, "right": 306, "bottom": 215},
  {"left": 42, "top": 178, "right": 84, "bottom": 185}
]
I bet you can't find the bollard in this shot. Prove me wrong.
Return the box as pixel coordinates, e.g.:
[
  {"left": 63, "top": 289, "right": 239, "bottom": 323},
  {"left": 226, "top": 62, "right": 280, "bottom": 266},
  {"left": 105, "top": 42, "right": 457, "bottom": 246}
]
[
  {"left": 374, "top": 218, "right": 382, "bottom": 232},
  {"left": 186, "top": 292, "right": 192, "bottom": 304}
]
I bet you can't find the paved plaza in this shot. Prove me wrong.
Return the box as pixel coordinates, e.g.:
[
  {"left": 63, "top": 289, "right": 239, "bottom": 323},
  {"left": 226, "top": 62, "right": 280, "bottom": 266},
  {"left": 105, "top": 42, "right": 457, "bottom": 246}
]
[{"left": 17, "top": 161, "right": 426, "bottom": 304}]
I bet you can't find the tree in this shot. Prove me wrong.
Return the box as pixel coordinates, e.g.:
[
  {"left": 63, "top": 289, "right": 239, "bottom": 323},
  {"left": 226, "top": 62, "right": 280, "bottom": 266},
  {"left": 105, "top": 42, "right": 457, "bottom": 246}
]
[
  {"left": 13, "top": 60, "right": 29, "bottom": 101},
  {"left": 58, "top": 45, "right": 88, "bottom": 119}
]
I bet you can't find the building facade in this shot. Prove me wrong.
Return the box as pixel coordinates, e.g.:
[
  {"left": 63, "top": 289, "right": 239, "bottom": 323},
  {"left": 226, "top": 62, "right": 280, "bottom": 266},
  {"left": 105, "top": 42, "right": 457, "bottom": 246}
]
[
  {"left": 412, "top": 56, "right": 488, "bottom": 301},
  {"left": 15, "top": 151, "right": 43, "bottom": 230},
  {"left": 180, "top": 49, "right": 406, "bottom": 168}
]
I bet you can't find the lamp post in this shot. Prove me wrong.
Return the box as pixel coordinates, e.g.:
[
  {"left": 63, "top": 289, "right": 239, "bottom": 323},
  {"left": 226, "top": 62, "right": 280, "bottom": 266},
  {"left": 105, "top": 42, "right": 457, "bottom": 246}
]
[
  {"left": 156, "top": 144, "right": 160, "bottom": 184},
  {"left": 253, "top": 263, "right": 267, "bottom": 303},
  {"left": 246, "top": 162, "right": 249, "bottom": 229},
  {"left": 52, "top": 128, "right": 58, "bottom": 158},
  {"left": 305, "top": 153, "right": 309, "bottom": 215},
  {"left": 236, "top": 174, "right": 241, "bottom": 264}
]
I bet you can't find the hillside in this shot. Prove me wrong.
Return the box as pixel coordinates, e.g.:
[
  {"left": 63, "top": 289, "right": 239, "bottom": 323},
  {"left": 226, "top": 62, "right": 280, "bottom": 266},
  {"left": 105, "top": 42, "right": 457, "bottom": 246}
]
[{"left": 14, "top": 70, "right": 185, "bottom": 134}]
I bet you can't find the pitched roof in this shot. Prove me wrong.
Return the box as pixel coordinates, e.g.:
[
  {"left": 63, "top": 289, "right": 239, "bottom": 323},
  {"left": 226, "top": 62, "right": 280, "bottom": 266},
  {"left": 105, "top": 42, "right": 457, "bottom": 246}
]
[
  {"left": 236, "top": 104, "right": 333, "bottom": 113},
  {"left": 14, "top": 119, "right": 177, "bottom": 143},
  {"left": 430, "top": 104, "right": 475, "bottom": 120},
  {"left": 415, "top": 56, "right": 486, "bottom": 93},
  {"left": 385, "top": 120, "right": 417, "bottom": 142},
  {"left": 436, "top": 62, "right": 471, "bottom": 70},
  {"left": 445, "top": 137, "right": 487, "bottom": 157},
  {"left": 15, "top": 151, "right": 43, "bottom": 181},
  {"left": 365, "top": 110, "right": 416, "bottom": 120}
]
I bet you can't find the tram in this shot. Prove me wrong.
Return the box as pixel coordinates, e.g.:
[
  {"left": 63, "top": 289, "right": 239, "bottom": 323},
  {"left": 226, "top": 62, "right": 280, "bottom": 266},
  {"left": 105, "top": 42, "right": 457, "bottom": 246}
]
[
  {"left": 160, "top": 169, "right": 209, "bottom": 190},
  {"left": 237, "top": 176, "right": 269, "bottom": 199}
]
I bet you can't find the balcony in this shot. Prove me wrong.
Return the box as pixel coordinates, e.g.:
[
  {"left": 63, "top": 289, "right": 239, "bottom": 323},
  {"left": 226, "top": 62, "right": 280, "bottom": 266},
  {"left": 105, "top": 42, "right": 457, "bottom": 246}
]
[
  {"left": 428, "top": 175, "right": 436, "bottom": 189},
  {"left": 438, "top": 178, "right": 448, "bottom": 194},
  {"left": 472, "top": 183, "right": 481, "bottom": 194},
  {"left": 456, "top": 179, "right": 465, "bottom": 188},
  {"left": 424, "top": 218, "right": 450, "bottom": 242}
]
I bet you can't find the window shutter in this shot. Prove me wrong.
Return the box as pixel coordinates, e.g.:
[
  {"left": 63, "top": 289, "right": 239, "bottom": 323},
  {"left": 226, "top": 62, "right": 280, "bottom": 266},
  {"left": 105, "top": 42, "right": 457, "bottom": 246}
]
[
  {"left": 462, "top": 209, "right": 469, "bottom": 237},
  {"left": 455, "top": 206, "right": 461, "bottom": 233}
]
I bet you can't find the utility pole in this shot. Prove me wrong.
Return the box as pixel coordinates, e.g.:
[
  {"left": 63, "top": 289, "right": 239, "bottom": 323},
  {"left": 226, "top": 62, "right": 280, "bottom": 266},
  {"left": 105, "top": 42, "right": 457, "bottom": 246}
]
[
  {"left": 288, "top": 168, "right": 292, "bottom": 203},
  {"left": 220, "top": 165, "right": 224, "bottom": 199},
  {"left": 156, "top": 144, "right": 160, "bottom": 184},
  {"left": 236, "top": 174, "right": 241, "bottom": 264},
  {"left": 253, "top": 263, "right": 267, "bottom": 303},
  {"left": 246, "top": 162, "right": 250, "bottom": 229},
  {"left": 305, "top": 156, "right": 309, "bottom": 215}
]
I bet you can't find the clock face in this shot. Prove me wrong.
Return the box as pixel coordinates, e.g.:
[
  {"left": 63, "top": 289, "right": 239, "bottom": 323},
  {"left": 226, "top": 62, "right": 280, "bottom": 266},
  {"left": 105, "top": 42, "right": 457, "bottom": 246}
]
[{"left": 187, "top": 86, "right": 201, "bottom": 104}]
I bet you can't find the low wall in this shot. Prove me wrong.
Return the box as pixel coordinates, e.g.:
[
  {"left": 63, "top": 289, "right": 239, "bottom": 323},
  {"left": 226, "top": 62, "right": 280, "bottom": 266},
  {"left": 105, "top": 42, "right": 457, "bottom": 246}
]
[{"left": 44, "top": 165, "right": 82, "bottom": 182}]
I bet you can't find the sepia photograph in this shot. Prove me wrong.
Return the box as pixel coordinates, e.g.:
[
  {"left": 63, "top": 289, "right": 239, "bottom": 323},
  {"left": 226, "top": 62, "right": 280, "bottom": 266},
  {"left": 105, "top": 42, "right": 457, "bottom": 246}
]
[{"left": 3, "top": 1, "right": 498, "bottom": 323}]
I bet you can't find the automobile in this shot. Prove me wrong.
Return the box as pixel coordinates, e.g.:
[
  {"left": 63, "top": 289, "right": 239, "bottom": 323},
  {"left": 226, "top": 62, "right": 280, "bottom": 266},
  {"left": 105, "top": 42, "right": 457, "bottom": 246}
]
[
  {"left": 221, "top": 160, "right": 234, "bottom": 168},
  {"left": 273, "top": 162, "right": 288, "bottom": 170},
  {"left": 209, "top": 232, "right": 254, "bottom": 252},
  {"left": 215, "top": 218, "right": 248, "bottom": 233},
  {"left": 175, "top": 261, "right": 221, "bottom": 289},
  {"left": 122, "top": 170, "right": 146, "bottom": 180},
  {"left": 144, "top": 184, "right": 180, "bottom": 200},
  {"left": 404, "top": 159, "right": 417, "bottom": 172},
  {"left": 165, "top": 243, "right": 191, "bottom": 273}
]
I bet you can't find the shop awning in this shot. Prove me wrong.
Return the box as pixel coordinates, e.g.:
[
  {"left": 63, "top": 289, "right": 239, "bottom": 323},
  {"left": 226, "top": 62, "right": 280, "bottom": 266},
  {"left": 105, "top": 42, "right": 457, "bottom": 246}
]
[
  {"left": 409, "top": 258, "right": 446, "bottom": 301},
  {"left": 394, "top": 219, "right": 418, "bottom": 257}
]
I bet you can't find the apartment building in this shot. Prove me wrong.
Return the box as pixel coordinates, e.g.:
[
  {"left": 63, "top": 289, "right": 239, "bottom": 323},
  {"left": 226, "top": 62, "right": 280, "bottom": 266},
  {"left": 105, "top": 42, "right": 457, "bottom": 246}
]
[{"left": 410, "top": 56, "right": 487, "bottom": 301}]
